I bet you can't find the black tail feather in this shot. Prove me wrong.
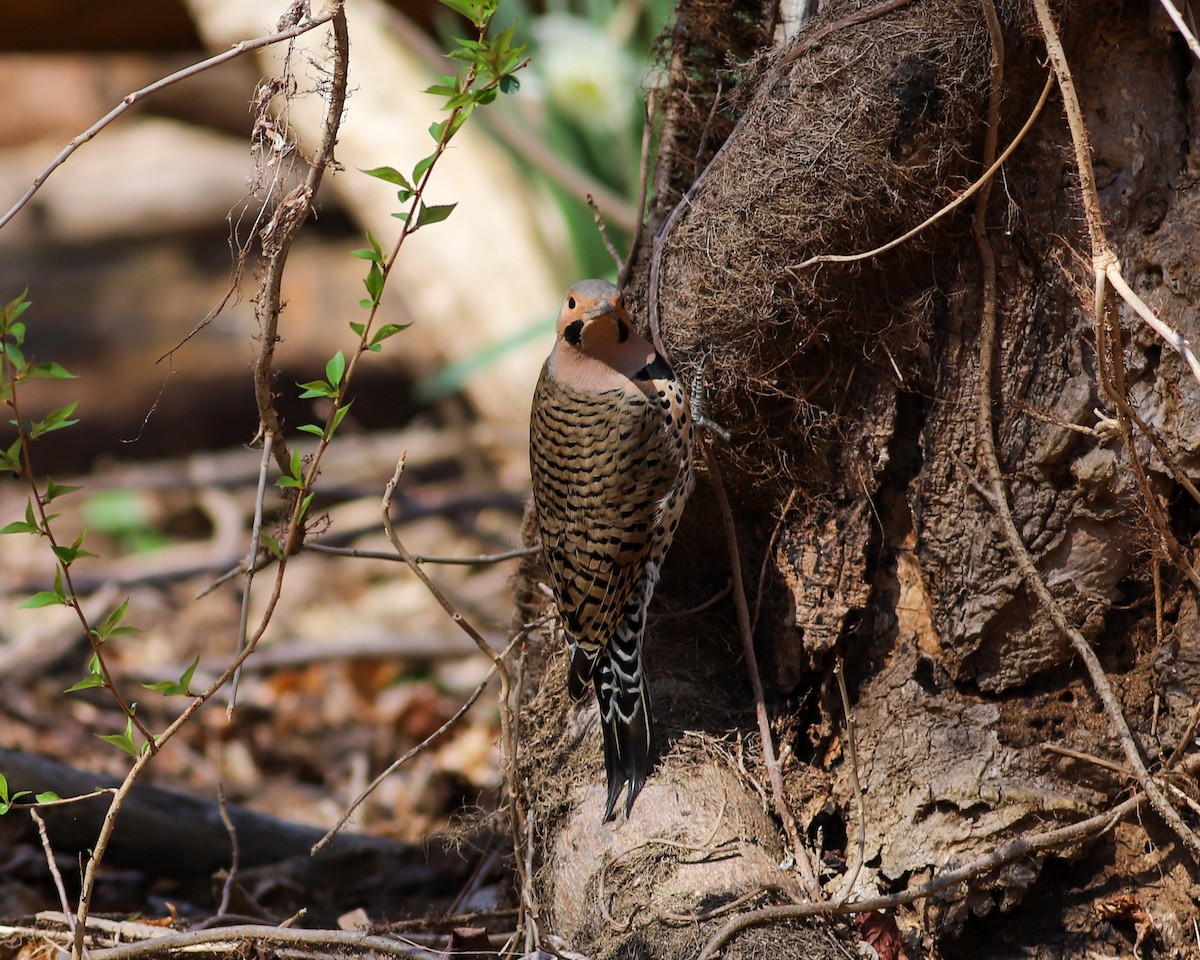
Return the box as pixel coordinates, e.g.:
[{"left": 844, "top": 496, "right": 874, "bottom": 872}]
[{"left": 595, "top": 657, "right": 655, "bottom": 822}]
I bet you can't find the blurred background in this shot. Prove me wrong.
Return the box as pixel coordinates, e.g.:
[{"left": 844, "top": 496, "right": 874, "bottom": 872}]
[{"left": 0, "top": 0, "right": 672, "bottom": 877}]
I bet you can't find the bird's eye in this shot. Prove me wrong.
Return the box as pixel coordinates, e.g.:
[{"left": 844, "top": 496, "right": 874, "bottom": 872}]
[{"left": 567, "top": 296, "right": 576, "bottom": 310}]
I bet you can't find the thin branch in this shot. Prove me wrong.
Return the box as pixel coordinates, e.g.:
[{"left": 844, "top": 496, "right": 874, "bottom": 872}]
[
  {"left": 382, "top": 6, "right": 636, "bottom": 233},
  {"left": 0, "top": 12, "right": 336, "bottom": 233},
  {"left": 215, "top": 786, "right": 241, "bottom": 918},
  {"left": 229, "top": 430, "right": 274, "bottom": 715},
  {"left": 1158, "top": 0, "right": 1200, "bottom": 62},
  {"left": 1106, "top": 266, "right": 1200, "bottom": 397},
  {"left": 832, "top": 660, "right": 865, "bottom": 906},
  {"left": 703, "top": 441, "right": 821, "bottom": 898},
  {"left": 587, "top": 195, "right": 625, "bottom": 273},
  {"left": 253, "top": 11, "right": 351, "bottom": 479},
  {"left": 31, "top": 809, "right": 74, "bottom": 931},
  {"left": 307, "top": 542, "right": 539, "bottom": 565},
  {"left": 619, "top": 87, "right": 657, "bottom": 289}
]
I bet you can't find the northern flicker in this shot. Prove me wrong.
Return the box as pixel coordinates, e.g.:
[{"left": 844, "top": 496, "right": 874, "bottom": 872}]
[{"left": 529, "top": 279, "right": 695, "bottom": 821}]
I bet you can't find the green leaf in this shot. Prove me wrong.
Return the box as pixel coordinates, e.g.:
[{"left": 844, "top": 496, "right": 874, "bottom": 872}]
[
  {"left": 364, "top": 262, "right": 384, "bottom": 305},
  {"left": 416, "top": 203, "right": 457, "bottom": 228},
  {"left": 297, "top": 423, "right": 325, "bottom": 437},
  {"left": 96, "top": 712, "right": 140, "bottom": 757},
  {"left": 325, "top": 351, "right": 346, "bottom": 389},
  {"left": 35, "top": 791, "right": 60, "bottom": 804},
  {"left": 298, "top": 492, "right": 314, "bottom": 520},
  {"left": 1, "top": 499, "right": 38, "bottom": 535},
  {"left": 28, "top": 401, "right": 80, "bottom": 438},
  {"left": 142, "top": 655, "right": 200, "bottom": 697},
  {"left": 368, "top": 323, "right": 411, "bottom": 353},
  {"left": 3, "top": 341, "right": 27, "bottom": 371},
  {"left": 52, "top": 542, "right": 98, "bottom": 565},
  {"left": 437, "top": 0, "right": 486, "bottom": 26},
  {"left": 2, "top": 291, "right": 31, "bottom": 324},
  {"left": 349, "top": 321, "right": 365, "bottom": 337},
  {"left": 44, "top": 477, "right": 82, "bottom": 502},
  {"left": 20, "top": 591, "right": 65, "bottom": 609},
  {"left": 412, "top": 153, "right": 438, "bottom": 184},
  {"left": 0, "top": 439, "right": 22, "bottom": 473},
  {"left": 64, "top": 673, "right": 105, "bottom": 692},
  {"left": 94, "top": 599, "right": 132, "bottom": 641},
  {"left": 261, "top": 534, "right": 282, "bottom": 559},
  {"left": 499, "top": 74, "right": 520, "bottom": 94},
  {"left": 360, "top": 166, "right": 413, "bottom": 190},
  {"left": 297, "top": 379, "right": 336, "bottom": 400},
  {"left": 26, "top": 361, "right": 75, "bottom": 380},
  {"left": 331, "top": 402, "right": 352, "bottom": 431},
  {"left": 350, "top": 247, "right": 383, "bottom": 262}
]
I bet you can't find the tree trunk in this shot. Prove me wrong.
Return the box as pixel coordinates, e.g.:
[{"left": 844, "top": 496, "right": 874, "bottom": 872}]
[{"left": 514, "top": 0, "right": 1200, "bottom": 956}]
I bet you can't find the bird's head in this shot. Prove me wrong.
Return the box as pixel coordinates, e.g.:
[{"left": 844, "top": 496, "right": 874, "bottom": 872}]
[
  {"left": 556, "top": 279, "right": 635, "bottom": 355},
  {"left": 547, "top": 280, "right": 661, "bottom": 389}
]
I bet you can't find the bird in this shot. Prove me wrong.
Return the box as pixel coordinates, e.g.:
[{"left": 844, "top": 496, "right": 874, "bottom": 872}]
[{"left": 529, "top": 279, "right": 695, "bottom": 822}]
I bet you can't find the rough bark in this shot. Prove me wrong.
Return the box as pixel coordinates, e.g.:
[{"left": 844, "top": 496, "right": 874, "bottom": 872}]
[{"left": 514, "top": 0, "right": 1200, "bottom": 956}]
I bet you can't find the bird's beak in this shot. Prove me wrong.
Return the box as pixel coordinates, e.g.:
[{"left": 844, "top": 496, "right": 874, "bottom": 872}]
[{"left": 581, "top": 300, "right": 618, "bottom": 325}]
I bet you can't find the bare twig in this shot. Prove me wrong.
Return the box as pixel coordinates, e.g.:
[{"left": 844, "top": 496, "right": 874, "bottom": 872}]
[
  {"left": 1031, "top": 0, "right": 1200, "bottom": 861},
  {"left": 587, "top": 195, "right": 625, "bottom": 273},
  {"left": 832, "top": 660, "right": 865, "bottom": 905},
  {"left": 704, "top": 442, "right": 821, "bottom": 898},
  {"left": 229, "top": 430, "right": 274, "bottom": 715},
  {"left": 31, "top": 810, "right": 74, "bottom": 930},
  {"left": 215, "top": 786, "right": 241, "bottom": 917},
  {"left": 252, "top": 12, "right": 351, "bottom": 479},
  {"left": 307, "top": 542, "right": 538, "bottom": 565},
  {"left": 0, "top": 12, "right": 336, "bottom": 233},
  {"left": 1158, "top": 0, "right": 1200, "bottom": 62},
  {"left": 619, "top": 88, "right": 658, "bottom": 289}
]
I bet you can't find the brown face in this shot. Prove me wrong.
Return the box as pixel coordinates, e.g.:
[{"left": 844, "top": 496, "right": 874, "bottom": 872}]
[{"left": 557, "top": 281, "right": 633, "bottom": 355}]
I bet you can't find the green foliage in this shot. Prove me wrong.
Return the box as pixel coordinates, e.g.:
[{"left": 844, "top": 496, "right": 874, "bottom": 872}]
[
  {"left": 96, "top": 707, "right": 146, "bottom": 758},
  {"left": 65, "top": 653, "right": 106, "bottom": 693},
  {"left": 142, "top": 655, "right": 200, "bottom": 697},
  {"left": 0, "top": 773, "right": 30, "bottom": 815}
]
